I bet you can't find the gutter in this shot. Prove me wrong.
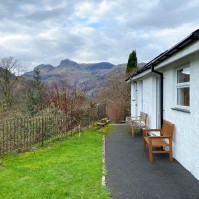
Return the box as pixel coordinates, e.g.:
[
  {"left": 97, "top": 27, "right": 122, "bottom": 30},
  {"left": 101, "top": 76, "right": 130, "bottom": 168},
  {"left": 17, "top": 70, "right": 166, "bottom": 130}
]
[
  {"left": 151, "top": 64, "right": 163, "bottom": 128},
  {"left": 125, "top": 29, "right": 199, "bottom": 126},
  {"left": 125, "top": 29, "right": 199, "bottom": 82}
]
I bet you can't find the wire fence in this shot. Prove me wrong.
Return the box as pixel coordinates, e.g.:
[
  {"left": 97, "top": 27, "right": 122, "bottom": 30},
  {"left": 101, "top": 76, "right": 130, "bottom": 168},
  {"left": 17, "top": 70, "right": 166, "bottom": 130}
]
[{"left": 0, "top": 106, "right": 106, "bottom": 156}]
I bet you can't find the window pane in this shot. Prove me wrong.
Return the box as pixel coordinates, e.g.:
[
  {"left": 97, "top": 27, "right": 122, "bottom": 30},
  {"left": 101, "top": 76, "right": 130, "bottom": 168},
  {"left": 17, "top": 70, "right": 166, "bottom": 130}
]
[
  {"left": 177, "top": 87, "right": 189, "bottom": 106},
  {"left": 177, "top": 67, "right": 190, "bottom": 83}
]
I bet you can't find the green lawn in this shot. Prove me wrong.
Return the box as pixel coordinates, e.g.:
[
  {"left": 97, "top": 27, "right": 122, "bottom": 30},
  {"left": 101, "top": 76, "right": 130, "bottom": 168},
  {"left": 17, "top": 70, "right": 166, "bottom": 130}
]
[{"left": 0, "top": 129, "right": 110, "bottom": 199}]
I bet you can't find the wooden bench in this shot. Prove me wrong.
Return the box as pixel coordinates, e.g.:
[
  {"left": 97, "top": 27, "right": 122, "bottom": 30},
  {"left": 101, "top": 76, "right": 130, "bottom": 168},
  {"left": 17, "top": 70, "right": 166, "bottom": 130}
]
[
  {"left": 96, "top": 118, "right": 109, "bottom": 127},
  {"left": 143, "top": 120, "right": 175, "bottom": 162},
  {"left": 128, "top": 112, "right": 148, "bottom": 137}
]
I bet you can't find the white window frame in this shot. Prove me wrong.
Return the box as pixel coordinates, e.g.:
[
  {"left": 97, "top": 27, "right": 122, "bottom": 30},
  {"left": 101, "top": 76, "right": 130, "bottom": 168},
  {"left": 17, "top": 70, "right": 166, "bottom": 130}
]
[{"left": 176, "top": 65, "right": 190, "bottom": 109}]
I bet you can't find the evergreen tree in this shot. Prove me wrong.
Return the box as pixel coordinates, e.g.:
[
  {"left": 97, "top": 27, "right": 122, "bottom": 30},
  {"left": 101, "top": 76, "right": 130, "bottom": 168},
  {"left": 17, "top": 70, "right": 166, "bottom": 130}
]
[
  {"left": 26, "top": 68, "right": 45, "bottom": 115},
  {"left": 126, "top": 50, "right": 138, "bottom": 74}
]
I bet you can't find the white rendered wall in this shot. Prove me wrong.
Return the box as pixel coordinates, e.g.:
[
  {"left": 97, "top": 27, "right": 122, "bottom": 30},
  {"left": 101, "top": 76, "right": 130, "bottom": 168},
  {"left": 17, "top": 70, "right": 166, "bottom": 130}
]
[
  {"left": 131, "top": 51, "right": 199, "bottom": 180},
  {"left": 160, "top": 54, "right": 199, "bottom": 181},
  {"left": 191, "top": 53, "right": 199, "bottom": 180}
]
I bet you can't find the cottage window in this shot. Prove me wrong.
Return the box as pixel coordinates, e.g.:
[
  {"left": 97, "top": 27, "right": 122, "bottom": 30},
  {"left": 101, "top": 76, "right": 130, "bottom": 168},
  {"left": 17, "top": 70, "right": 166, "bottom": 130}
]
[{"left": 176, "top": 66, "right": 190, "bottom": 107}]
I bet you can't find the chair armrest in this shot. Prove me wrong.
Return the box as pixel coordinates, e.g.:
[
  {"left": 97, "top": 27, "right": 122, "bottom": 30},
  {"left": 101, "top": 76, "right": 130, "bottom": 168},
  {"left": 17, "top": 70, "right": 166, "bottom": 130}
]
[
  {"left": 148, "top": 136, "right": 171, "bottom": 139},
  {"left": 132, "top": 119, "right": 142, "bottom": 122},
  {"left": 131, "top": 117, "right": 138, "bottom": 119},
  {"left": 143, "top": 129, "right": 161, "bottom": 132},
  {"left": 143, "top": 129, "right": 161, "bottom": 137},
  {"left": 131, "top": 117, "right": 140, "bottom": 121}
]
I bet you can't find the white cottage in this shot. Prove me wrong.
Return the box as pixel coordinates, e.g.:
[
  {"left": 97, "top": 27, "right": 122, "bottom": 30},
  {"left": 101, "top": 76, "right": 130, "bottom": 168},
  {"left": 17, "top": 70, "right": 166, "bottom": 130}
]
[{"left": 126, "top": 29, "right": 199, "bottom": 181}]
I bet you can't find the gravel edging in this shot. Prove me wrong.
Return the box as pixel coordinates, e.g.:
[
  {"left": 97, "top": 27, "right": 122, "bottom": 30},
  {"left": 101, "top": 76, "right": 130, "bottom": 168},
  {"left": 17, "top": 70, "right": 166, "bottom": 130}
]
[{"left": 102, "top": 135, "right": 106, "bottom": 186}]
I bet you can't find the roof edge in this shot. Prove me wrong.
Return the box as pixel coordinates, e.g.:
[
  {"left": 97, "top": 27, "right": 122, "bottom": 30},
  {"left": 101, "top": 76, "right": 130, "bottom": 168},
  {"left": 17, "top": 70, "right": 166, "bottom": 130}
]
[{"left": 125, "top": 29, "right": 199, "bottom": 81}]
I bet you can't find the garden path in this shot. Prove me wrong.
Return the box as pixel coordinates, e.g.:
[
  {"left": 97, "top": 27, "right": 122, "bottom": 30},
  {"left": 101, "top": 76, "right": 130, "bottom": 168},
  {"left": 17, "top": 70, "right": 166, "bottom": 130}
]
[{"left": 105, "top": 124, "right": 199, "bottom": 199}]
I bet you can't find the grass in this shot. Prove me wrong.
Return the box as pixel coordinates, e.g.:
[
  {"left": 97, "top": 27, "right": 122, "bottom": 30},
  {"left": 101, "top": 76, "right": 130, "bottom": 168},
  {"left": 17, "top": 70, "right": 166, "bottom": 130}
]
[{"left": 0, "top": 128, "right": 110, "bottom": 199}]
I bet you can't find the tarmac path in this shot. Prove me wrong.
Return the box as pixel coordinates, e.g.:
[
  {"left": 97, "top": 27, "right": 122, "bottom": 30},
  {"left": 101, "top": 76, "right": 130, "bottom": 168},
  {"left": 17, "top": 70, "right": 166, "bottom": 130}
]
[{"left": 105, "top": 124, "right": 199, "bottom": 199}]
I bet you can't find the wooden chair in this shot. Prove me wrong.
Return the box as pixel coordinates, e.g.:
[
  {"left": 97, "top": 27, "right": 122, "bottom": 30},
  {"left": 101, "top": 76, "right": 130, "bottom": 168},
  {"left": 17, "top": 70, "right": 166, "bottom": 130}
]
[
  {"left": 128, "top": 112, "right": 148, "bottom": 137},
  {"left": 143, "top": 120, "right": 175, "bottom": 162}
]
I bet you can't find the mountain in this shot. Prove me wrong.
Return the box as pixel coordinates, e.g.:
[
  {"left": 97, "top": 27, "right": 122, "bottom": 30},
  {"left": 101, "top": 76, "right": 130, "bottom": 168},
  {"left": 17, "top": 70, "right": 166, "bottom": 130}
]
[
  {"left": 23, "top": 59, "right": 121, "bottom": 95},
  {"left": 23, "top": 59, "right": 144, "bottom": 96},
  {"left": 36, "top": 64, "right": 55, "bottom": 72}
]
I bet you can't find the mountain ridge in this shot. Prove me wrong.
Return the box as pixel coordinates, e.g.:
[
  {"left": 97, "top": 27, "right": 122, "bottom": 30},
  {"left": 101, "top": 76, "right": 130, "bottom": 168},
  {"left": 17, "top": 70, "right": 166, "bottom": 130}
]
[{"left": 23, "top": 59, "right": 144, "bottom": 96}]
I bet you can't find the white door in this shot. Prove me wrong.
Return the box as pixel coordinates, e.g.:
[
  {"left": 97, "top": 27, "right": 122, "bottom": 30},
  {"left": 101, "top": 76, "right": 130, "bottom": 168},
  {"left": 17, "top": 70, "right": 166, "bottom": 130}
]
[{"left": 140, "top": 81, "right": 143, "bottom": 111}]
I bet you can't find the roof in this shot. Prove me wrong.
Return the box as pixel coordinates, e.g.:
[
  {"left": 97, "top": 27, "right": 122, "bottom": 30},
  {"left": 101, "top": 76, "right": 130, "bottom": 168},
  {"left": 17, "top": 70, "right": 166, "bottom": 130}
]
[{"left": 126, "top": 29, "right": 199, "bottom": 81}]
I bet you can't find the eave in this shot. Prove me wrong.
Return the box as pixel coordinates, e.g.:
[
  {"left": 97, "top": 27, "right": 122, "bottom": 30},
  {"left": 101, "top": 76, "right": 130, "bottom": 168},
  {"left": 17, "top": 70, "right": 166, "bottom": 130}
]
[{"left": 126, "top": 29, "right": 199, "bottom": 81}]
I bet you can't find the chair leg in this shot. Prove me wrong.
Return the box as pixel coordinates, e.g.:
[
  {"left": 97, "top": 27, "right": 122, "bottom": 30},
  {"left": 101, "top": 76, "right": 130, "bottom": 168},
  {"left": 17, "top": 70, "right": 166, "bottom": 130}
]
[
  {"left": 131, "top": 127, "right": 135, "bottom": 137},
  {"left": 128, "top": 125, "right": 131, "bottom": 133},
  {"left": 169, "top": 139, "right": 173, "bottom": 161},
  {"left": 143, "top": 139, "right": 146, "bottom": 151},
  {"left": 149, "top": 144, "right": 153, "bottom": 162},
  {"left": 169, "top": 153, "right": 173, "bottom": 161}
]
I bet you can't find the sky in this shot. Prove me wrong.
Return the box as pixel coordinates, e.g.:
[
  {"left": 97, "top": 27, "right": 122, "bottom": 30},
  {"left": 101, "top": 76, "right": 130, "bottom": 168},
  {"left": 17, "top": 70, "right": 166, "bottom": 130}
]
[{"left": 0, "top": 0, "right": 199, "bottom": 71}]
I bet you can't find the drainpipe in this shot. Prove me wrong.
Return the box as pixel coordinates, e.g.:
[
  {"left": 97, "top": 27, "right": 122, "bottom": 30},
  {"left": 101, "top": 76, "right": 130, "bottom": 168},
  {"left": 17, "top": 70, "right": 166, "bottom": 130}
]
[{"left": 151, "top": 65, "right": 163, "bottom": 128}]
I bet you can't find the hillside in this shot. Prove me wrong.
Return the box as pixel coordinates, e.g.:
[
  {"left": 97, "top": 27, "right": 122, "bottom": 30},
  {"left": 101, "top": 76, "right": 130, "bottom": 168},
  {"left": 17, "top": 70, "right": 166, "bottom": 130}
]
[
  {"left": 23, "top": 59, "right": 146, "bottom": 96},
  {"left": 23, "top": 59, "right": 127, "bottom": 95}
]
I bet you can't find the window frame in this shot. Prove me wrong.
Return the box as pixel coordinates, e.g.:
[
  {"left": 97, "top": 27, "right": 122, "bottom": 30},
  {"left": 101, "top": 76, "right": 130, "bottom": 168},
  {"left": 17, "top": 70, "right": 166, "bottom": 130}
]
[{"left": 175, "top": 65, "right": 190, "bottom": 109}]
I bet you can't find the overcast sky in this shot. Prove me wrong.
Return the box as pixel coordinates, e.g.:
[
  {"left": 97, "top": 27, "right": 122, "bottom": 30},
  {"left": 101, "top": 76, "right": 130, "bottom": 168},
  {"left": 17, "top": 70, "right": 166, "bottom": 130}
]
[{"left": 0, "top": 0, "right": 199, "bottom": 71}]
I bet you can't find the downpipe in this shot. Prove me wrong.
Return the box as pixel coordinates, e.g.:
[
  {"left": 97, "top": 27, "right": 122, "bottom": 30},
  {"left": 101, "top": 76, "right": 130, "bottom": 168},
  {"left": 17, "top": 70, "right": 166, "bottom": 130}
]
[{"left": 151, "top": 65, "right": 163, "bottom": 128}]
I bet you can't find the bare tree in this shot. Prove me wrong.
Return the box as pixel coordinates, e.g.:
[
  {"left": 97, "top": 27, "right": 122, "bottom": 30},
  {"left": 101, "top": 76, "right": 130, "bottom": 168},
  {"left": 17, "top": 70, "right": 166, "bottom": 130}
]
[
  {"left": 95, "top": 73, "right": 130, "bottom": 123},
  {"left": 44, "top": 81, "right": 89, "bottom": 115},
  {"left": 0, "top": 57, "right": 22, "bottom": 107}
]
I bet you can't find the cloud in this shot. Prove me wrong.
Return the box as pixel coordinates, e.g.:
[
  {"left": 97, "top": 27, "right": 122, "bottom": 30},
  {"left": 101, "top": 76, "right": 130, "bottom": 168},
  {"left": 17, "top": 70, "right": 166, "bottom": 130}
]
[
  {"left": 0, "top": 0, "right": 198, "bottom": 71},
  {"left": 127, "top": 0, "right": 199, "bottom": 29},
  {"left": 24, "top": 8, "right": 66, "bottom": 22}
]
